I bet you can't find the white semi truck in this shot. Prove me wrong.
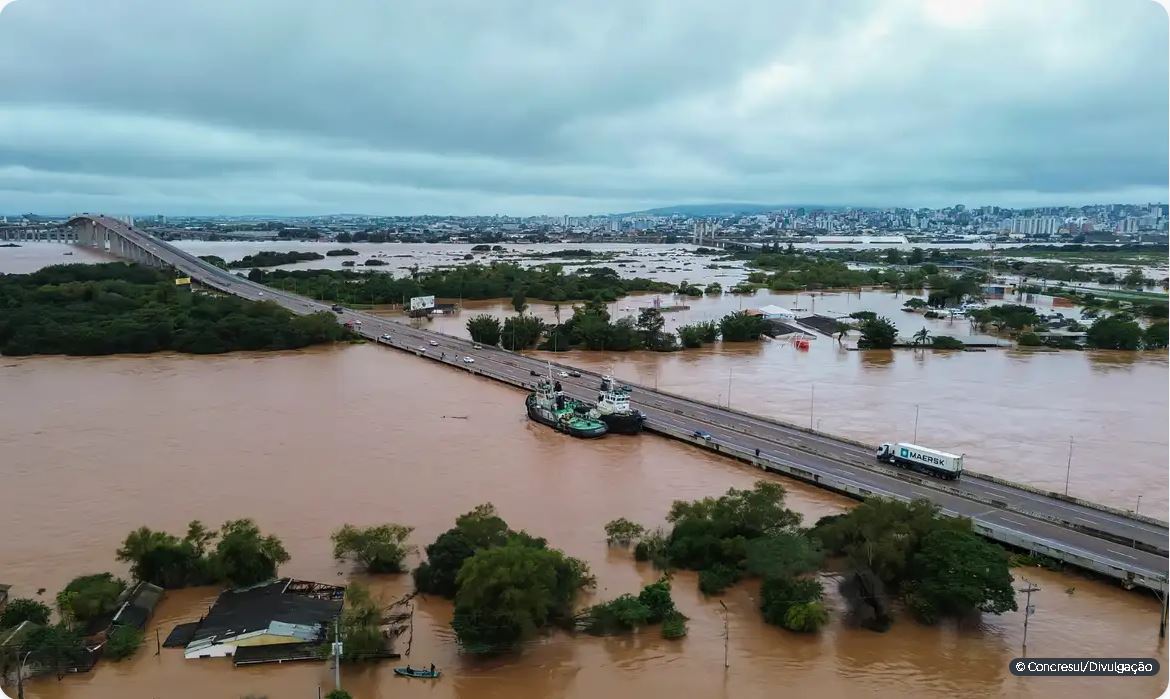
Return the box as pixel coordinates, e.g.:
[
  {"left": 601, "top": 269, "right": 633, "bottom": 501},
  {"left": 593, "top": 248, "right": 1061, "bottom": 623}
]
[{"left": 876, "top": 442, "right": 963, "bottom": 480}]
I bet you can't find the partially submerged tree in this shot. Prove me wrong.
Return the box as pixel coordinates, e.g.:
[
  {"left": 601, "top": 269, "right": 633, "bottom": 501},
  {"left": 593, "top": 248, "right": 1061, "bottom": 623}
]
[
  {"left": 332, "top": 523, "right": 416, "bottom": 574},
  {"left": 340, "top": 583, "right": 386, "bottom": 661},
  {"left": 451, "top": 541, "right": 592, "bottom": 653},
  {"left": 56, "top": 573, "right": 125, "bottom": 626},
  {"left": 466, "top": 314, "right": 502, "bottom": 346},
  {"left": 104, "top": 625, "right": 144, "bottom": 661},
  {"left": 0, "top": 598, "right": 51, "bottom": 628},
  {"left": 212, "top": 519, "right": 290, "bottom": 587},
  {"left": 857, "top": 316, "right": 898, "bottom": 349},
  {"left": 116, "top": 521, "right": 216, "bottom": 588},
  {"left": 603, "top": 518, "right": 646, "bottom": 547}
]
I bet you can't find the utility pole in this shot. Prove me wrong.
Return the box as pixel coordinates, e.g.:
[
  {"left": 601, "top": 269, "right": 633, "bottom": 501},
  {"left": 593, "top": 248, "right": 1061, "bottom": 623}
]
[
  {"left": 332, "top": 621, "right": 342, "bottom": 692},
  {"left": 719, "top": 600, "right": 729, "bottom": 670},
  {"left": 1018, "top": 580, "right": 1039, "bottom": 656},
  {"left": 1064, "top": 436, "right": 1074, "bottom": 496},
  {"left": 913, "top": 404, "right": 920, "bottom": 443}
]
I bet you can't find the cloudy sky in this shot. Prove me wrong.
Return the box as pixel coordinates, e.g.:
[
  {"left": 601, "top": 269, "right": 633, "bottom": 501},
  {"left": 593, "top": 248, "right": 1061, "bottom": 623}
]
[{"left": 0, "top": 0, "right": 1166, "bottom": 215}]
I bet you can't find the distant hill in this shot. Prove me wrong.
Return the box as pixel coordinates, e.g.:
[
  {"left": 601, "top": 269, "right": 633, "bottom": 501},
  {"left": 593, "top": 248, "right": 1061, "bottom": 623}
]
[
  {"left": 614, "top": 203, "right": 782, "bottom": 217},
  {"left": 614, "top": 203, "right": 851, "bottom": 217}
]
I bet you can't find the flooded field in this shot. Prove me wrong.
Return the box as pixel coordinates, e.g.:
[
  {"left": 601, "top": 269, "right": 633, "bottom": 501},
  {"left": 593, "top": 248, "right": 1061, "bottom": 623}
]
[{"left": 0, "top": 346, "right": 1165, "bottom": 698}]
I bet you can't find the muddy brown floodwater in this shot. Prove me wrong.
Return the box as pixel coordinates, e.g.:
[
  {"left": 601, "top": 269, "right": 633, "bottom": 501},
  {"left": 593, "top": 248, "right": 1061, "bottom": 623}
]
[{"left": 0, "top": 345, "right": 1166, "bottom": 698}]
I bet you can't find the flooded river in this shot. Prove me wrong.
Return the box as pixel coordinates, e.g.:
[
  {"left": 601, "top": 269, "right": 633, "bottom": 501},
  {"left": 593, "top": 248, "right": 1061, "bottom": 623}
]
[{"left": 1, "top": 346, "right": 1166, "bottom": 698}]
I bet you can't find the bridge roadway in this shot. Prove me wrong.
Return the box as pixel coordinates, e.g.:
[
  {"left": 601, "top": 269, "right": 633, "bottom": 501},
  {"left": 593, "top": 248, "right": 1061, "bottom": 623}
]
[{"left": 77, "top": 216, "right": 1169, "bottom": 590}]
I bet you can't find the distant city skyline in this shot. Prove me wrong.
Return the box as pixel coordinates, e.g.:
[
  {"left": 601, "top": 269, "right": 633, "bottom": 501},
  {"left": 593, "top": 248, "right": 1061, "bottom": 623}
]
[{"left": 0, "top": 0, "right": 1166, "bottom": 215}]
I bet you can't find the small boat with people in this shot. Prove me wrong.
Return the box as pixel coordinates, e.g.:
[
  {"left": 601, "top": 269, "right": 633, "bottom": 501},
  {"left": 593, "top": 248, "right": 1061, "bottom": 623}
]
[{"left": 395, "top": 663, "right": 441, "bottom": 679}]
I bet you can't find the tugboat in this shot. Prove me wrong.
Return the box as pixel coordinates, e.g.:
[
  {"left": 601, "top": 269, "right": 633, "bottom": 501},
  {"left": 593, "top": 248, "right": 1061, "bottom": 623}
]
[
  {"left": 594, "top": 375, "right": 645, "bottom": 434},
  {"left": 526, "top": 378, "right": 608, "bottom": 438}
]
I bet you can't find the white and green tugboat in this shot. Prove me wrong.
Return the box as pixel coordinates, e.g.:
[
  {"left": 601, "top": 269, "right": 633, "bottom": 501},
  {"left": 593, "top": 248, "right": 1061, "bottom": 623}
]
[
  {"left": 594, "top": 375, "right": 645, "bottom": 435},
  {"left": 526, "top": 378, "right": 608, "bottom": 438}
]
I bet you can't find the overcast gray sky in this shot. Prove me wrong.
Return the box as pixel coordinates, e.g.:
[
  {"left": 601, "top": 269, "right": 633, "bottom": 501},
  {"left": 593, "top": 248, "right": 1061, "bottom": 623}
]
[{"left": 0, "top": 0, "right": 1166, "bottom": 215}]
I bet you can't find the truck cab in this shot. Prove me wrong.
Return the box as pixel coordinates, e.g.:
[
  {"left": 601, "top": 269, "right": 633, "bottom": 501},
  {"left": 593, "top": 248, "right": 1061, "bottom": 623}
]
[{"left": 876, "top": 443, "right": 894, "bottom": 461}]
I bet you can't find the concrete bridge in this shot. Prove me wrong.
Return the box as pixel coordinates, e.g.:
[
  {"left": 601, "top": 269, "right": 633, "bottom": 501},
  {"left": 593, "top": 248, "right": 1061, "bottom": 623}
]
[
  {"left": 63, "top": 215, "right": 1170, "bottom": 599},
  {"left": 1, "top": 224, "right": 76, "bottom": 243}
]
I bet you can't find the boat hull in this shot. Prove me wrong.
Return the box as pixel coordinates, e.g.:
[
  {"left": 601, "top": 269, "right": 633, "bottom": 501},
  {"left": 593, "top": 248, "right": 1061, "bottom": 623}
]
[
  {"left": 599, "top": 411, "right": 645, "bottom": 435},
  {"left": 526, "top": 401, "right": 608, "bottom": 438},
  {"left": 394, "top": 668, "right": 441, "bottom": 679}
]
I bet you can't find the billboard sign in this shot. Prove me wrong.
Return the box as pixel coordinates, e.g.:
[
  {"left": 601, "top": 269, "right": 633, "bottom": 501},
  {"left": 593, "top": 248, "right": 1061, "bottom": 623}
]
[{"left": 409, "top": 295, "right": 436, "bottom": 311}]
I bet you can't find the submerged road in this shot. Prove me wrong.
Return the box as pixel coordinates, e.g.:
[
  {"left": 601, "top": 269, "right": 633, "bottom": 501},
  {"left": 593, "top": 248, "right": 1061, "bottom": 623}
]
[{"left": 77, "top": 216, "right": 1169, "bottom": 589}]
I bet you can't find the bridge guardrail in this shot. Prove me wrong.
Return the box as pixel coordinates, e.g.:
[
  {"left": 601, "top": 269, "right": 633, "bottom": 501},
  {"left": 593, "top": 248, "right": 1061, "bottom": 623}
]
[{"left": 964, "top": 468, "right": 1169, "bottom": 529}]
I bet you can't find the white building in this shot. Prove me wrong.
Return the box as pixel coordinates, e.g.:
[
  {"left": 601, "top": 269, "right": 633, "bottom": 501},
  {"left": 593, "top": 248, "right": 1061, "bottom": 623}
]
[{"left": 757, "top": 304, "right": 797, "bottom": 321}]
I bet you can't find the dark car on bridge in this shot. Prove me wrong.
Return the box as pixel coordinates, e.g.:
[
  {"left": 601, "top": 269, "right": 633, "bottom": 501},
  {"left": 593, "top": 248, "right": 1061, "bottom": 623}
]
[{"left": 331, "top": 304, "right": 344, "bottom": 313}]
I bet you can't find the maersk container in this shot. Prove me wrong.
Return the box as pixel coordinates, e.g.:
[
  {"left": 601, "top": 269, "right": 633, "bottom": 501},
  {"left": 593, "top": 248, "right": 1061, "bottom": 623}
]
[{"left": 876, "top": 442, "right": 963, "bottom": 480}]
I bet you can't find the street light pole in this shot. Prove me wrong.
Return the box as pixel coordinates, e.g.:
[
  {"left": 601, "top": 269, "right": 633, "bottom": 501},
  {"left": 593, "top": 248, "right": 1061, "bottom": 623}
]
[
  {"left": 727, "top": 367, "right": 733, "bottom": 409},
  {"left": 1064, "top": 436, "right": 1073, "bottom": 496},
  {"left": 17, "top": 650, "right": 32, "bottom": 699},
  {"left": 913, "top": 404, "right": 920, "bottom": 443},
  {"left": 809, "top": 384, "right": 815, "bottom": 429}
]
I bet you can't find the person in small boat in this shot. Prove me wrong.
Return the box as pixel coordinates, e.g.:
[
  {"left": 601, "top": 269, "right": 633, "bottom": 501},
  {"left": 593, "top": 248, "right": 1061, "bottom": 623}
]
[
  {"left": 406, "top": 664, "right": 412, "bottom": 673},
  {"left": 430, "top": 663, "right": 435, "bottom": 674}
]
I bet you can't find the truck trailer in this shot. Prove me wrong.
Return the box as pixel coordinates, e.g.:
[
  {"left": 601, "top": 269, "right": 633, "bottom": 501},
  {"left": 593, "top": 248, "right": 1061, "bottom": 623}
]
[{"left": 876, "top": 442, "right": 963, "bottom": 480}]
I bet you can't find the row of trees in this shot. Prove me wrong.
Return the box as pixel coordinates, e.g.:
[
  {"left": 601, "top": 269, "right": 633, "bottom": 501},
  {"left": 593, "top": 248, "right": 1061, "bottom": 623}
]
[
  {"left": 226, "top": 251, "right": 324, "bottom": 268},
  {"left": 0, "top": 263, "right": 350, "bottom": 356},
  {"left": 967, "top": 304, "right": 1168, "bottom": 350},
  {"left": 252, "top": 263, "right": 674, "bottom": 306},
  {"left": 116, "top": 519, "right": 290, "bottom": 589},
  {"left": 466, "top": 305, "right": 767, "bottom": 352},
  {"left": 1083, "top": 316, "right": 1167, "bottom": 350},
  {"left": 675, "top": 279, "right": 722, "bottom": 297}
]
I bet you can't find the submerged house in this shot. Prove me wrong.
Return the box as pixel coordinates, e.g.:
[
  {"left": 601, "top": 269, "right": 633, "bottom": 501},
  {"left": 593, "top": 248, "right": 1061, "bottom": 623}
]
[{"left": 181, "top": 579, "right": 344, "bottom": 660}]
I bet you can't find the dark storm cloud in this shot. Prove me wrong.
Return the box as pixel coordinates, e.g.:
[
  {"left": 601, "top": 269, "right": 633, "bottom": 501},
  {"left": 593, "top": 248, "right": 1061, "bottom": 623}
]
[{"left": 0, "top": 0, "right": 1165, "bottom": 214}]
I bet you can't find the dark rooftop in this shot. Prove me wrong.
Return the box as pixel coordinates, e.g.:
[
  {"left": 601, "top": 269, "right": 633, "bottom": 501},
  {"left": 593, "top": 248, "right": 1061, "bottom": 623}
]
[{"left": 188, "top": 578, "right": 344, "bottom": 647}]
